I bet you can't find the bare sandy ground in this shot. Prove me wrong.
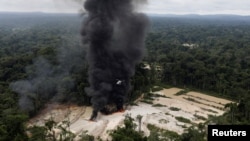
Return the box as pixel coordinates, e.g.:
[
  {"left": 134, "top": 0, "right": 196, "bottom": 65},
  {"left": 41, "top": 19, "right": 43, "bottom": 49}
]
[{"left": 28, "top": 87, "right": 233, "bottom": 140}]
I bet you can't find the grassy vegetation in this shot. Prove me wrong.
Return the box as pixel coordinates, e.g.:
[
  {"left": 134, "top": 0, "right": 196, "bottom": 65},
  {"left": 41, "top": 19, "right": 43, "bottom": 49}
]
[
  {"left": 159, "top": 119, "right": 168, "bottom": 124},
  {"left": 147, "top": 124, "right": 181, "bottom": 141},
  {"left": 185, "top": 87, "right": 235, "bottom": 102},
  {"left": 140, "top": 100, "right": 153, "bottom": 104},
  {"left": 165, "top": 112, "right": 170, "bottom": 115},
  {"left": 151, "top": 86, "right": 164, "bottom": 92},
  {"left": 194, "top": 114, "right": 207, "bottom": 121},
  {"left": 169, "top": 107, "right": 181, "bottom": 111},
  {"left": 200, "top": 107, "right": 218, "bottom": 114},
  {"left": 183, "top": 97, "right": 202, "bottom": 104},
  {"left": 174, "top": 89, "right": 190, "bottom": 96},
  {"left": 129, "top": 102, "right": 139, "bottom": 106},
  {"left": 183, "top": 96, "right": 223, "bottom": 110},
  {"left": 175, "top": 117, "right": 191, "bottom": 124},
  {"left": 152, "top": 103, "right": 166, "bottom": 107},
  {"left": 157, "top": 83, "right": 172, "bottom": 89},
  {"left": 141, "top": 92, "right": 170, "bottom": 105},
  {"left": 152, "top": 93, "right": 171, "bottom": 98},
  {"left": 143, "top": 93, "right": 155, "bottom": 100},
  {"left": 186, "top": 94, "right": 225, "bottom": 106}
]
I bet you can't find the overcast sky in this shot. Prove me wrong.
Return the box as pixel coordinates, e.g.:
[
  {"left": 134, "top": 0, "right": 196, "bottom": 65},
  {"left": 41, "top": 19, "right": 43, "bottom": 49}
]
[{"left": 0, "top": 0, "right": 250, "bottom": 15}]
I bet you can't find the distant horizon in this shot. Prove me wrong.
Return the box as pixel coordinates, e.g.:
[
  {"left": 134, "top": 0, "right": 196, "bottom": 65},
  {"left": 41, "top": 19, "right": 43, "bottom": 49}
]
[
  {"left": 0, "top": 0, "right": 250, "bottom": 16},
  {"left": 1, "top": 11, "right": 250, "bottom": 17}
]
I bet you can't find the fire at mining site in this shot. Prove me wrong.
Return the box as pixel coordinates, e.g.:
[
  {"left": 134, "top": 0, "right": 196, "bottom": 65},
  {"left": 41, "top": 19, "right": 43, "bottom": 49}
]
[
  {"left": 11, "top": 0, "right": 153, "bottom": 139},
  {"left": 11, "top": 0, "right": 150, "bottom": 121},
  {"left": 2, "top": 0, "right": 250, "bottom": 141},
  {"left": 81, "top": 0, "right": 150, "bottom": 121}
]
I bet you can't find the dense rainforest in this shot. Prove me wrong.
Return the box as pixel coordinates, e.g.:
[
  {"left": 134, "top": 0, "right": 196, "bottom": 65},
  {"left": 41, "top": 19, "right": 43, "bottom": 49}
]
[
  {"left": 146, "top": 15, "right": 250, "bottom": 100},
  {"left": 0, "top": 12, "right": 250, "bottom": 140}
]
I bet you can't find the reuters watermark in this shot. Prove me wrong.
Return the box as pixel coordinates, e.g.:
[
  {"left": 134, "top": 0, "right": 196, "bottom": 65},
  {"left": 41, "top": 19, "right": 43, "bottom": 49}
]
[{"left": 208, "top": 125, "right": 250, "bottom": 140}]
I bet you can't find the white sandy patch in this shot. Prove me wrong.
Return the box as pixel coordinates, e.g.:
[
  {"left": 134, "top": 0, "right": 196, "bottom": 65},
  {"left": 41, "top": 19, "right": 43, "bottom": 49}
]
[
  {"left": 27, "top": 88, "right": 233, "bottom": 140},
  {"left": 186, "top": 91, "right": 233, "bottom": 105},
  {"left": 155, "top": 88, "right": 233, "bottom": 116}
]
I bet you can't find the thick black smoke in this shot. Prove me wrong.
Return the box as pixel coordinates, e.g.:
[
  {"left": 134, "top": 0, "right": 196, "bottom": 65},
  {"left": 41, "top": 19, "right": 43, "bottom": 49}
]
[{"left": 81, "top": 0, "right": 149, "bottom": 119}]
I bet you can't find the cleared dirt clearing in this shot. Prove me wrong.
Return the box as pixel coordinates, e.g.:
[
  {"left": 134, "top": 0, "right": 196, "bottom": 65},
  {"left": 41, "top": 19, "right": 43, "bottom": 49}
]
[{"left": 27, "top": 87, "right": 233, "bottom": 140}]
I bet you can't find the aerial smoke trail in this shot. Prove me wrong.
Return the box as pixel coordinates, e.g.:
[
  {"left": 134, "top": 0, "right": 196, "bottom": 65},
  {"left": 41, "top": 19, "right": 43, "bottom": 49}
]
[
  {"left": 81, "top": 0, "right": 149, "bottom": 120},
  {"left": 10, "top": 40, "right": 85, "bottom": 113}
]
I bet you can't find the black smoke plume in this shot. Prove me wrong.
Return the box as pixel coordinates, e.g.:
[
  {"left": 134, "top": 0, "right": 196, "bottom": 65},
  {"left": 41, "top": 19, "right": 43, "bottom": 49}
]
[{"left": 81, "top": 0, "right": 149, "bottom": 120}]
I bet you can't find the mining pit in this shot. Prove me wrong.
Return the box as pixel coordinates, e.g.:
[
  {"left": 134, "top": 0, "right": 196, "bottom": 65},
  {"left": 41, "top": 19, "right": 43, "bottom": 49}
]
[{"left": 27, "top": 87, "right": 233, "bottom": 140}]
